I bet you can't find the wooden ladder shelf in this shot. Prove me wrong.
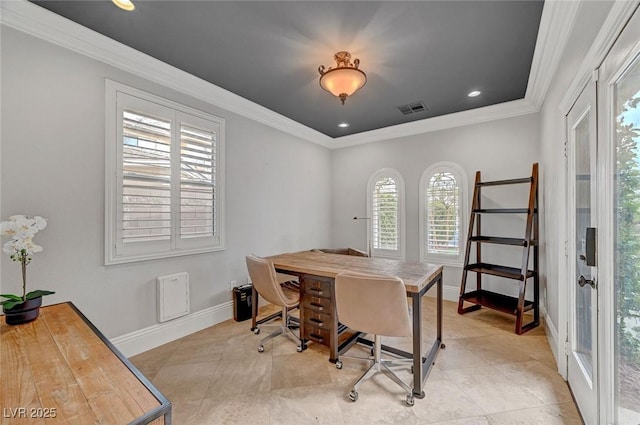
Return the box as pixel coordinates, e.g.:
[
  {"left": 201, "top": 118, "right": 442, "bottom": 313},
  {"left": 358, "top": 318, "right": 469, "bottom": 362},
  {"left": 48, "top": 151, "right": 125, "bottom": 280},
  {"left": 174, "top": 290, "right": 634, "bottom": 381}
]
[{"left": 457, "top": 162, "right": 539, "bottom": 334}]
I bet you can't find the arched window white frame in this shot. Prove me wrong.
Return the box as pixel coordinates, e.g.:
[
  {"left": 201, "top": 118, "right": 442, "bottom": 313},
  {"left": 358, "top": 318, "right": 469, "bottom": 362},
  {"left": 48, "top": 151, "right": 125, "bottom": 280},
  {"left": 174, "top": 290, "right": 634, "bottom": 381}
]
[
  {"left": 367, "top": 168, "right": 405, "bottom": 260},
  {"left": 419, "top": 162, "right": 468, "bottom": 266}
]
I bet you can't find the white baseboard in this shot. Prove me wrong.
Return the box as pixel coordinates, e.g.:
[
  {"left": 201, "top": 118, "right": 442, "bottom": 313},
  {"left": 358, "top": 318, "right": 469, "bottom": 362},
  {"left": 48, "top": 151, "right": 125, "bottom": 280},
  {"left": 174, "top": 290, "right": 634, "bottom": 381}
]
[
  {"left": 443, "top": 284, "right": 459, "bottom": 302},
  {"left": 111, "top": 301, "right": 233, "bottom": 358},
  {"left": 424, "top": 284, "right": 459, "bottom": 302},
  {"left": 545, "top": 312, "right": 559, "bottom": 358},
  {"left": 544, "top": 312, "right": 566, "bottom": 379}
]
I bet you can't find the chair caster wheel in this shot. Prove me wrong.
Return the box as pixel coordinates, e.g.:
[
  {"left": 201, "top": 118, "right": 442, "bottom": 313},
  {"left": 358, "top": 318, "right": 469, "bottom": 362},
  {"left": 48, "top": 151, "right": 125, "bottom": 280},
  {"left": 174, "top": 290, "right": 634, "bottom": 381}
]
[
  {"left": 406, "top": 395, "right": 415, "bottom": 406},
  {"left": 253, "top": 328, "right": 260, "bottom": 335},
  {"left": 348, "top": 390, "right": 358, "bottom": 402},
  {"left": 440, "top": 343, "right": 446, "bottom": 349},
  {"left": 296, "top": 345, "right": 303, "bottom": 352},
  {"left": 258, "top": 345, "right": 264, "bottom": 353},
  {"left": 336, "top": 360, "right": 343, "bottom": 369}
]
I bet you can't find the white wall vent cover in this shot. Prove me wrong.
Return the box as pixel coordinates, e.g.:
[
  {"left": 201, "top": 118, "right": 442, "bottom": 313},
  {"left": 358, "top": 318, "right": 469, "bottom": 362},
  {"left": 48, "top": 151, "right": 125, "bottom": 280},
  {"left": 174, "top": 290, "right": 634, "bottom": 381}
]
[{"left": 157, "top": 272, "right": 190, "bottom": 322}]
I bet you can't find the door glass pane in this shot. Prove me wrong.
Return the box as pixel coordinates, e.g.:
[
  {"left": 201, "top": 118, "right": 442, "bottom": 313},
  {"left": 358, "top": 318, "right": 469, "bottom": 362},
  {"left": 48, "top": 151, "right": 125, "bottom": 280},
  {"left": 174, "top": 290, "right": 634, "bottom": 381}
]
[
  {"left": 574, "top": 111, "right": 593, "bottom": 376},
  {"left": 615, "top": 53, "right": 640, "bottom": 423}
]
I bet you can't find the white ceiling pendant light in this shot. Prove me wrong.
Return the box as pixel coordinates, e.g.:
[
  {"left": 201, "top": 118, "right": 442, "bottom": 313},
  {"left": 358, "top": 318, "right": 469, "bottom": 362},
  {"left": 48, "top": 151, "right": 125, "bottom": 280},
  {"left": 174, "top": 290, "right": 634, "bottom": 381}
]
[
  {"left": 318, "top": 51, "right": 367, "bottom": 105},
  {"left": 112, "top": 0, "right": 135, "bottom": 11}
]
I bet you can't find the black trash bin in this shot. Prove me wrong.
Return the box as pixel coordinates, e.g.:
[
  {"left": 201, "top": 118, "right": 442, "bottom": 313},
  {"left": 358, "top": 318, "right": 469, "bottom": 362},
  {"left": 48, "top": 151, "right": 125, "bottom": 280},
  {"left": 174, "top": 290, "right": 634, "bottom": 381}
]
[{"left": 233, "top": 284, "right": 253, "bottom": 322}]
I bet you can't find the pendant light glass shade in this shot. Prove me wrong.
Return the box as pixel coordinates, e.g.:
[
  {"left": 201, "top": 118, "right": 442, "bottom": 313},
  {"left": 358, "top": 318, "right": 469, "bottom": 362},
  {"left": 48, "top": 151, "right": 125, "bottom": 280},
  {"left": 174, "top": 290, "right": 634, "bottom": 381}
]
[
  {"left": 112, "top": 0, "right": 135, "bottom": 11},
  {"left": 318, "top": 51, "right": 367, "bottom": 105}
]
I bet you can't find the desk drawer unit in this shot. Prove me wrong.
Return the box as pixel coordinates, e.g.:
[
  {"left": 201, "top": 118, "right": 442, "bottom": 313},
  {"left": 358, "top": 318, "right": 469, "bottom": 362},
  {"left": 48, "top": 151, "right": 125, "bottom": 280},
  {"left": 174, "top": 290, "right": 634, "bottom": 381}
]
[
  {"left": 304, "top": 278, "right": 331, "bottom": 298},
  {"left": 305, "top": 327, "right": 331, "bottom": 345},
  {"left": 302, "top": 295, "right": 331, "bottom": 313},
  {"left": 305, "top": 311, "right": 332, "bottom": 333},
  {"left": 300, "top": 275, "right": 337, "bottom": 350}
]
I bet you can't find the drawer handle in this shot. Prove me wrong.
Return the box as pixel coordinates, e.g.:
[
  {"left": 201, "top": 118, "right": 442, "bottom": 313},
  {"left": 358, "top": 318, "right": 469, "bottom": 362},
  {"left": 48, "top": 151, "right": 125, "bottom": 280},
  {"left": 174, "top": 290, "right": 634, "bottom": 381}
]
[
  {"left": 310, "top": 302, "right": 324, "bottom": 311},
  {"left": 309, "top": 333, "right": 324, "bottom": 343},
  {"left": 309, "top": 287, "right": 324, "bottom": 296},
  {"left": 310, "top": 317, "right": 324, "bottom": 327}
]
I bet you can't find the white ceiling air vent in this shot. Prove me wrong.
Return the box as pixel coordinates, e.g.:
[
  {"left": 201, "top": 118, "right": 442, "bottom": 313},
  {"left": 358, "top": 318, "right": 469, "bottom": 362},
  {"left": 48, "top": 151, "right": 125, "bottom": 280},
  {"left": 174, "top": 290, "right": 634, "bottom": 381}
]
[{"left": 396, "top": 101, "right": 427, "bottom": 115}]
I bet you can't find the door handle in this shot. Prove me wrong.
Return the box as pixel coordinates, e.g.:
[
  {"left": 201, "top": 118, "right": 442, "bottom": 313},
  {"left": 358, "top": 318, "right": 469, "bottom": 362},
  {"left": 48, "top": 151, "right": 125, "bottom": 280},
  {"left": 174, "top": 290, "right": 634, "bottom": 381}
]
[{"left": 578, "top": 275, "right": 596, "bottom": 289}]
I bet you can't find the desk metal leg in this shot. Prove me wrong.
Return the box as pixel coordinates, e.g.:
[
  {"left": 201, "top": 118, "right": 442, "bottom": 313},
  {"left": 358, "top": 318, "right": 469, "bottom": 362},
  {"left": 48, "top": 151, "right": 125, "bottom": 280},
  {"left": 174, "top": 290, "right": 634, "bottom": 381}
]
[
  {"left": 251, "top": 286, "right": 259, "bottom": 332},
  {"left": 412, "top": 271, "right": 444, "bottom": 399},
  {"left": 437, "top": 273, "right": 443, "bottom": 343},
  {"left": 411, "top": 291, "right": 424, "bottom": 398}
]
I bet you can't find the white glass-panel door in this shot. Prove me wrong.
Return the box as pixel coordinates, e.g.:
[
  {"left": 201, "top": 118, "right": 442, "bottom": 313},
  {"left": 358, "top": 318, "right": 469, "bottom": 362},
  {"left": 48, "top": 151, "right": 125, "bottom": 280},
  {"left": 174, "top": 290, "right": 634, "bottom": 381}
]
[
  {"left": 598, "top": 6, "right": 640, "bottom": 424},
  {"left": 567, "top": 81, "right": 599, "bottom": 425}
]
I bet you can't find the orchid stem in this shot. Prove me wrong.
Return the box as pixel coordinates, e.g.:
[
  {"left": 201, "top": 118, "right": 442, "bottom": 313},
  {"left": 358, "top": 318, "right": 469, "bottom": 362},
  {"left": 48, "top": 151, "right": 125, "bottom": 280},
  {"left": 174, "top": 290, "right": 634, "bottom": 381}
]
[{"left": 21, "top": 255, "right": 27, "bottom": 301}]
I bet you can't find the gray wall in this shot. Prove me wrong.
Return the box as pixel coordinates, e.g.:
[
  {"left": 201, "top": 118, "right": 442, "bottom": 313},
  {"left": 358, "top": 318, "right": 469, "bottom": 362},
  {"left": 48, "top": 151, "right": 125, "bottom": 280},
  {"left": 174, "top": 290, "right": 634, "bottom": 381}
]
[
  {"left": 538, "top": 1, "right": 613, "bottom": 331},
  {"left": 0, "top": 27, "right": 332, "bottom": 338},
  {"left": 330, "top": 114, "right": 540, "bottom": 297}
]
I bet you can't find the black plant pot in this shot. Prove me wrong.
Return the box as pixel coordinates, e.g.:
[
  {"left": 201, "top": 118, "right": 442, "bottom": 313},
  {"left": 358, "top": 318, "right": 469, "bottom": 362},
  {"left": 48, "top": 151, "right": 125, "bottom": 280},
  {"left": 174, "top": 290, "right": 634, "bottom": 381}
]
[{"left": 2, "top": 296, "right": 42, "bottom": 325}]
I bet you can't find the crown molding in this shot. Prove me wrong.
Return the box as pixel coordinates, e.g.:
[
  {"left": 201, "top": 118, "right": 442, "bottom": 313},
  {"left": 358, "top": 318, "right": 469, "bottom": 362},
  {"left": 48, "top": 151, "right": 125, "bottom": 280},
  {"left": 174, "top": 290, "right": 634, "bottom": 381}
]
[
  {"left": 2, "top": 0, "right": 570, "bottom": 150},
  {"left": 329, "top": 98, "right": 537, "bottom": 148},
  {"left": 526, "top": 0, "right": 582, "bottom": 110},
  {"left": 559, "top": 0, "right": 640, "bottom": 115}
]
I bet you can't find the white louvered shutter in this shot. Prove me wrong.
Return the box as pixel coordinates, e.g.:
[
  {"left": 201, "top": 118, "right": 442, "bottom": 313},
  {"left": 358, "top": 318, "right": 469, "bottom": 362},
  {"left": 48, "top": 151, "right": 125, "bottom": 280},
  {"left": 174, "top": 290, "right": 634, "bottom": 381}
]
[
  {"left": 121, "top": 110, "right": 172, "bottom": 245},
  {"left": 426, "top": 172, "right": 460, "bottom": 255},
  {"left": 179, "top": 123, "right": 216, "bottom": 240},
  {"left": 372, "top": 177, "right": 398, "bottom": 250}
]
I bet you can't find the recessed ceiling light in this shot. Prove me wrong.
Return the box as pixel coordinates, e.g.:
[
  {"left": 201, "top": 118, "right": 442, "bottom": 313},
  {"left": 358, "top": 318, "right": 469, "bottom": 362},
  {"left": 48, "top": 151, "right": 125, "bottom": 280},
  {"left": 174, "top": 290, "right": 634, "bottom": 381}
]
[
  {"left": 338, "top": 122, "right": 350, "bottom": 128},
  {"left": 468, "top": 90, "right": 482, "bottom": 97},
  {"left": 112, "top": 0, "right": 135, "bottom": 11}
]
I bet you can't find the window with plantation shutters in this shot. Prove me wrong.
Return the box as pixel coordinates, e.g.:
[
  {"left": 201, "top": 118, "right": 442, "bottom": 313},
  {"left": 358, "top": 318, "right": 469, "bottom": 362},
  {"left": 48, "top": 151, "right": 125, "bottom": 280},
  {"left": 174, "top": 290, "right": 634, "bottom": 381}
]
[
  {"left": 426, "top": 172, "right": 459, "bottom": 254},
  {"left": 367, "top": 169, "right": 405, "bottom": 259},
  {"left": 372, "top": 177, "right": 398, "bottom": 250},
  {"left": 419, "top": 162, "right": 467, "bottom": 266},
  {"left": 106, "top": 81, "right": 225, "bottom": 264}
]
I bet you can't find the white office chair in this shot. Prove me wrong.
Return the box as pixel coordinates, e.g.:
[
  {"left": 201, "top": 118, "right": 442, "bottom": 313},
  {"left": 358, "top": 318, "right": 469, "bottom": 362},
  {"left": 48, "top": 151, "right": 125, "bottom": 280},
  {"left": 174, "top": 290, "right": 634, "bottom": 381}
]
[
  {"left": 245, "top": 255, "right": 302, "bottom": 353},
  {"left": 335, "top": 272, "right": 415, "bottom": 406}
]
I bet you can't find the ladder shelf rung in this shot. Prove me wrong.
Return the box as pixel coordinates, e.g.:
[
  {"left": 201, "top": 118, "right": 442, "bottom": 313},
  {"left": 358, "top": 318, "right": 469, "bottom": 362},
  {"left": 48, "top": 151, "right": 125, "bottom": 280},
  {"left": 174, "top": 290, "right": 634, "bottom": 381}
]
[
  {"left": 465, "top": 263, "right": 536, "bottom": 281},
  {"left": 476, "top": 177, "right": 532, "bottom": 187},
  {"left": 472, "top": 208, "right": 536, "bottom": 214},
  {"left": 468, "top": 236, "right": 529, "bottom": 247},
  {"left": 459, "top": 290, "right": 534, "bottom": 316}
]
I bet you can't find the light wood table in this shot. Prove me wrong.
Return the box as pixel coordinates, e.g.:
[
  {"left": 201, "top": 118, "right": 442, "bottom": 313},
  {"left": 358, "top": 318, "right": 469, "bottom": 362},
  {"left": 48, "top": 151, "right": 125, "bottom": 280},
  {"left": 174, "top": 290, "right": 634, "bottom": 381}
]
[
  {"left": 264, "top": 251, "right": 444, "bottom": 399},
  {"left": 1, "top": 302, "right": 171, "bottom": 424}
]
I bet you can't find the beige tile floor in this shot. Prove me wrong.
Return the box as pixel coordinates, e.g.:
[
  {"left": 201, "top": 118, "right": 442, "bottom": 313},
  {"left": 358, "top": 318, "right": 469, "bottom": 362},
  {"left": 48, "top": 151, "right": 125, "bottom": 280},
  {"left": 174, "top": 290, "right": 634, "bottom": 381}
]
[{"left": 130, "top": 298, "right": 583, "bottom": 424}]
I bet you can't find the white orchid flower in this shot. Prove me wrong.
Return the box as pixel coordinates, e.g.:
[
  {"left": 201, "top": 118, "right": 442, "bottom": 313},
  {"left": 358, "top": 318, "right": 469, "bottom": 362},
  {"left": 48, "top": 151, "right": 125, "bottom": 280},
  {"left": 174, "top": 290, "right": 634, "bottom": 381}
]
[
  {"left": 0, "top": 215, "right": 51, "bottom": 304},
  {"left": 0, "top": 215, "right": 47, "bottom": 258},
  {"left": 0, "top": 220, "right": 18, "bottom": 237},
  {"left": 3, "top": 240, "right": 15, "bottom": 254},
  {"left": 14, "top": 215, "right": 36, "bottom": 232},
  {"left": 34, "top": 216, "right": 47, "bottom": 231},
  {"left": 25, "top": 238, "right": 43, "bottom": 254}
]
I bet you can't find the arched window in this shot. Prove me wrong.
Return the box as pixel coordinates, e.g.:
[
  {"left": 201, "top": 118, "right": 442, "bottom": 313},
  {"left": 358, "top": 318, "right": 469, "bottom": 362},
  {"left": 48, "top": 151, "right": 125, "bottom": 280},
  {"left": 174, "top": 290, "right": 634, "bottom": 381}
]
[
  {"left": 420, "top": 162, "right": 467, "bottom": 265},
  {"left": 367, "top": 169, "right": 405, "bottom": 259}
]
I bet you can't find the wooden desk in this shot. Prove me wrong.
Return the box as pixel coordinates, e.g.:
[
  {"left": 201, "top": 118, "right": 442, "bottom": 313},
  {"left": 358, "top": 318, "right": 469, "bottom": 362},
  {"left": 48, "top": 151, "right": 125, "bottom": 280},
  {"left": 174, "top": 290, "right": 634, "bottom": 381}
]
[
  {"left": 1, "top": 302, "right": 171, "bottom": 424},
  {"left": 264, "top": 251, "right": 444, "bottom": 399}
]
